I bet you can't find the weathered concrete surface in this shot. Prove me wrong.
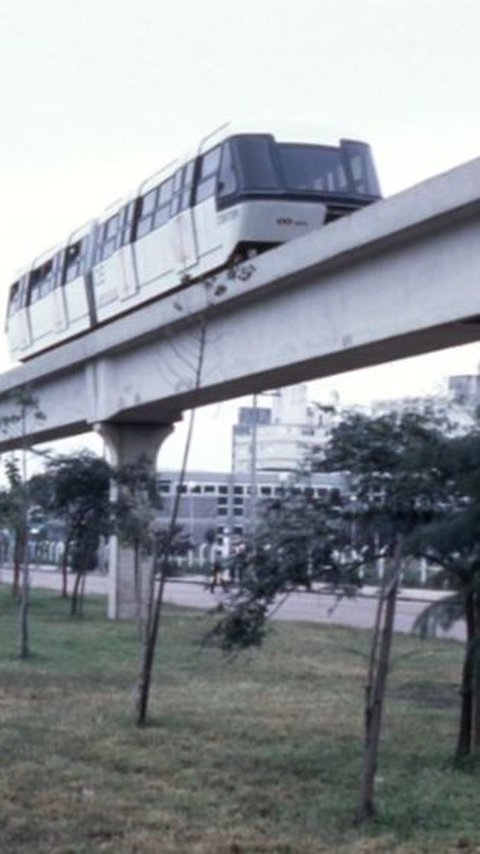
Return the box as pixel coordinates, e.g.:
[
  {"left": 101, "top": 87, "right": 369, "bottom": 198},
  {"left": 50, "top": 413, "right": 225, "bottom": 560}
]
[
  {"left": 96, "top": 421, "right": 174, "bottom": 619},
  {"left": 0, "top": 157, "right": 480, "bottom": 448}
]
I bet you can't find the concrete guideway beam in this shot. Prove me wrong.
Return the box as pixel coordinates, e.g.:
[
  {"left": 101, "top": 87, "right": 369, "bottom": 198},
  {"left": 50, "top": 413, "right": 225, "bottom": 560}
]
[
  {"left": 0, "top": 155, "right": 479, "bottom": 447},
  {"left": 96, "top": 421, "right": 175, "bottom": 619}
]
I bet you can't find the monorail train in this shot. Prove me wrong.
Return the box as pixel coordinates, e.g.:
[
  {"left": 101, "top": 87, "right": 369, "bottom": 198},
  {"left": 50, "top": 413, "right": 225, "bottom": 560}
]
[{"left": 6, "top": 125, "right": 381, "bottom": 361}]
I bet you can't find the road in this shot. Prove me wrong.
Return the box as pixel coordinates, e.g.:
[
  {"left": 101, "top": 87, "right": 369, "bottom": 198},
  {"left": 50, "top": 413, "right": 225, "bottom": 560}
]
[
  {"left": 163, "top": 577, "right": 465, "bottom": 641},
  {"left": 0, "top": 566, "right": 465, "bottom": 641}
]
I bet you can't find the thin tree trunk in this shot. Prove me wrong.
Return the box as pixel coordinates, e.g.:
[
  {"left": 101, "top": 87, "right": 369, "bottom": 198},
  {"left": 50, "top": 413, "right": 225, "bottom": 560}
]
[
  {"left": 472, "top": 594, "right": 480, "bottom": 750},
  {"left": 60, "top": 537, "right": 72, "bottom": 599},
  {"left": 71, "top": 571, "right": 83, "bottom": 617},
  {"left": 17, "top": 530, "right": 29, "bottom": 659},
  {"left": 133, "top": 540, "right": 143, "bottom": 640},
  {"left": 364, "top": 568, "right": 386, "bottom": 738},
  {"left": 136, "top": 320, "right": 207, "bottom": 726},
  {"left": 78, "top": 573, "right": 86, "bottom": 617},
  {"left": 357, "top": 536, "right": 402, "bottom": 824},
  {"left": 12, "top": 533, "right": 21, "bottom": 597},
  {"left": 456, "top": 592, "right": 475, "bottom": 758}
]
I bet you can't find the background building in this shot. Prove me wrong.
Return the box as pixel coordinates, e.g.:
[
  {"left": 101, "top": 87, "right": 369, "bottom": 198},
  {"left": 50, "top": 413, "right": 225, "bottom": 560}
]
[
  {"left": 232, "top": 384, "right": 338, "bottom": 475},
  {"left": 157, "top": 369, "right": 480, "bottom": 566},
  {"left": 157, "top": 468, "right": 343, "bottom": 563}
]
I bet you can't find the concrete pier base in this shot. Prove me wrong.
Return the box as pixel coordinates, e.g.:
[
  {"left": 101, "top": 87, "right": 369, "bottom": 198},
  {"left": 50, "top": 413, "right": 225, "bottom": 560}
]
[{"left": 96, "top": 421, "right": 175, "bottom": 619}]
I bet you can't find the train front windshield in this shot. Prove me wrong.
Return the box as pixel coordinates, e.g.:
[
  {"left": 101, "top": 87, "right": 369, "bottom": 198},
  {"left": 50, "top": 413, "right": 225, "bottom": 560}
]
[
  {"left": 225, "top": 135, "right": 381, "bottom": 202},
  {"left": 277, "top": 141, "right": 380, "bottom": 198}
]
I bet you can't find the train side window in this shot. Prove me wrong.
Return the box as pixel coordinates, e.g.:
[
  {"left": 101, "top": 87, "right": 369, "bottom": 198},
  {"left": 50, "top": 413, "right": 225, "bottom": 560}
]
[
  {"left": 101, "top": 214, "right": 120, "bottom": 261},
  {"left": 136, "top": 215, "right": 153, "bottom": 239},
  {"left": 179, "top": 160, "right": 195, "bottom": 212},
  {"left": 153, "top": 205, "right": 170, "bottom": 229},
  {"left": 173, "top": 169, "right": 183, "bottom": 193},
  {"left": 64, "top": 237, "right": 89, "bottom": 282},
  {"left": 94, "top": 214, "right": 120, "bottom": 263},
  {"left": 170, "top": 165, "right": 194, "bottom": 218},
  {"left": 153, "top": 178, "right": 174, "bottom": 228},
  {"left": 184, "top": 159, "right": 195, "bottom": 186},
  {"left": 7, "top": 282, "right": 21, "bottom": 316},
  {"left": 218, "top": 143, "right": 237, "bottom": 197},
  {"left": 135, "top": 188, "right": 158, "bottom": 239},
  {"left": 119, "top": 202, "right": 135, "bottom": 246},
  {"left": 142, "top": 189, "right": 157, "bottom": 217},
  {"left": 195, "top": 147, "right": 221, "bottom": 204},
  {"left": 28, "top": 259, "right": 55, "bottom": 304},
  {"left": 159, "top": 178, "right": 174, "bottom": 206},
  {"left": 170, "top": 190, "right": 181, "bottom": 218}
]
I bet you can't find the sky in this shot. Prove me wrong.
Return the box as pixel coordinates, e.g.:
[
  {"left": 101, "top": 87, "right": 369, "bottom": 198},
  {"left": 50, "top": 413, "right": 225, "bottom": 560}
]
[{"left": 1, "top": 0, "right": 480, "bottom": 470}]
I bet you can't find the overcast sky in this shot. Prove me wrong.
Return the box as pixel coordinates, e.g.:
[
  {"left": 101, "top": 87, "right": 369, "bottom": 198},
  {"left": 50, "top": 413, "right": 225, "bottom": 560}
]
[{"left": 1, "top": 0, "right": 480, "bottom": 469}]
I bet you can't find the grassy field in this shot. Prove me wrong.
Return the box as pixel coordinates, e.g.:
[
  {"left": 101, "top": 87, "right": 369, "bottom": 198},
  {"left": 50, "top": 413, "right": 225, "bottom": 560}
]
[{"left": 0, "top": 586, "right": 477, "bottom": 853}]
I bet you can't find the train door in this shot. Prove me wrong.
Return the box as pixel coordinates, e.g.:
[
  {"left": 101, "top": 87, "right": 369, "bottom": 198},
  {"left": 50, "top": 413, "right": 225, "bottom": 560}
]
[
  {"left": 117, "top": 200, "right": 138, "bottom": 301},
  {"left": 62, "top": 227, "right": 93, "bottom": 335},
  {"left": 170, "top": 161, "right": 198, "bottom": 275},
  {"left": 91, "top": 210, "right": 132, "bottom": 321},
  {"left": 6, "top": 276, "right": 30, "bottom": 359},
  {"left": 192, "top": 145, "right": 224, "bottom": 271},
  {"left": 27, "top": 254, "right": 62, "bottom": 350}
]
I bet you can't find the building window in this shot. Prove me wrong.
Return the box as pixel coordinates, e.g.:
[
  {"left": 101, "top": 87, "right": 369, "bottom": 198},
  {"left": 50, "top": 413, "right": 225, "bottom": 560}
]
[
  {"left": 233, "top": 486, "right": 244, "bottom": 495},
  {"left": 217, "top": 496, "right": 228, "bottom": 506},
  {"left": 233, "top": 525, "right": 244, "bottom": 536},
  {"left": 218, "top": 485, "right": 228, "bottom": 494},
  {"left": 233, "top": 497, "right": 243, "bottom": 506},
  {"left": 217, "top": 508, "right": 228, "bottom": 516},
  {"left": 260, "top": 486, "right": 272, "bottom": 496},
  {"left": 203, "top": 485, "right": 216, "bottom": 494}
]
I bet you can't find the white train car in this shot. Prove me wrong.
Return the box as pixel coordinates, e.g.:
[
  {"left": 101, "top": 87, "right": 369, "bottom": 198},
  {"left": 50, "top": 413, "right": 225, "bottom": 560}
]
[{"left": 6, "top": 125, "right": 381, "bottom": 360}]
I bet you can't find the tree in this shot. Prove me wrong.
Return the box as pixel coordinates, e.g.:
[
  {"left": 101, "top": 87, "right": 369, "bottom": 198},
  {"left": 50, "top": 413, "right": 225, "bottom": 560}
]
[
  {"left": 0, "top": 460, "right": 28, "bottom": 598},
  {"left": 322, "top": 408, "right": 451, "bottom": 823},
  {"left": 412, "top": 428, "right": 480, "bottom": 760},
  {"left": 0, "top": 386, "right": 45, "bottom": 658},
  {"left": 209, "top": 407, "right": 452, "bottom": 823},
  {"left": 35, "top": 452, "right": 112, "bottom": 614},
  {"left": 134, "top": 270, "right": 238, "bottom": 726}
]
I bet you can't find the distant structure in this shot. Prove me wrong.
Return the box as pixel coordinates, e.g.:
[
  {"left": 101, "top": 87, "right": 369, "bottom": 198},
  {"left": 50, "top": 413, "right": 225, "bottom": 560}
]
[
  {"left": 370, "top": 366, "right": 480, "bottom": 433},
  {"left": 232, "top": 384, "right": 337, "bottom": 475},
  {"left": 448, "top": 367, "right": 480, "bottom": 409},
  {"left": 157, "top": 366, "right": 480, "bottom": 566},
  {"left": 157, "top": 468, "right": 343, "bottom": 563}
]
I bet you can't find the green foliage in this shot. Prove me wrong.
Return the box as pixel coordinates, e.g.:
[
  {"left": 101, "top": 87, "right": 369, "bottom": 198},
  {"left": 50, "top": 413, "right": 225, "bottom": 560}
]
[
  {"left": 0, "top": 386, "right": 45, "bottom": 443},
  {"left": 211, "top": 409, "right": 456, "bottom": 653},
  {"left": 34, "top": 451, "right": 112, "bottom": 575},
  {"left": 0, "top": 459, "right": 27, "bottom": 531},
  {"left": 411, "top": 430, "right": 480, "bottom": 618},
  {"left": 114, "top": 456, "right": 163, "bottom": 556},
  {"left": 208, "top": 487, "right": 361, "bottom": 651},
  {"left": 323, "top": 408, "right": 453, "bottom": 539}
]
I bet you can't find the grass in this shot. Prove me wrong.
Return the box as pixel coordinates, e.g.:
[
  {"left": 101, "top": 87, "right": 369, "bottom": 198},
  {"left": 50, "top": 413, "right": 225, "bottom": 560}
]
[{"left": 0, "top": 585, "right": 477, "bottom": 853}]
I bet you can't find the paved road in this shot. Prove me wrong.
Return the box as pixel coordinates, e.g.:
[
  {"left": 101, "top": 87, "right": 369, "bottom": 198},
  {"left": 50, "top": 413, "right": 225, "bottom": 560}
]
[
  {"left": 163, "top": 578, "right": 465, "bottom": 641},
  {"left": 0, "top": 566, "right": 465, "bottom": 641}
]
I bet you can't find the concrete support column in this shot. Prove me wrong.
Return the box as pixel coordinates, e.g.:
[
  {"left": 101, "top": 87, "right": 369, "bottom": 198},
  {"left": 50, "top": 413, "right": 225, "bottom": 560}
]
[{"left": 95, "top": 421, "right": 175, "bottom": 619}]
